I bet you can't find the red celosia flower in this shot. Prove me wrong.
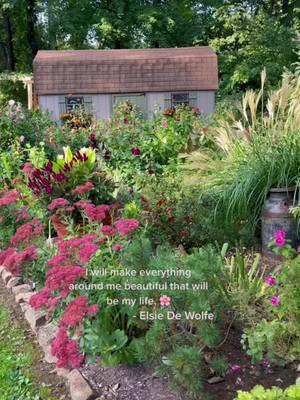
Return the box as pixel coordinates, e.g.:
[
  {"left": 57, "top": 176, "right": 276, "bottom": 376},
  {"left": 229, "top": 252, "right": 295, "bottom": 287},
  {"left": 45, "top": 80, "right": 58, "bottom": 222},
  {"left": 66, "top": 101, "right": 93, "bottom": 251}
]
[
  {"left": 0, "top": 189, "right": 19, "bottom": 207},
  {"left": 114, "top": 219, "right": 139, "bottom": 236},
  {"left": 72, "top": 181, "right": 94, "bottom": 195},
  {"left": 48, "top": 198, "right": 70, "bottom": 211},
  {"left": 156, "top": 199, "right": 164, "bottom": 206},
  {"left": 100, "top": 225, "right": 116, "bottom": 236}
]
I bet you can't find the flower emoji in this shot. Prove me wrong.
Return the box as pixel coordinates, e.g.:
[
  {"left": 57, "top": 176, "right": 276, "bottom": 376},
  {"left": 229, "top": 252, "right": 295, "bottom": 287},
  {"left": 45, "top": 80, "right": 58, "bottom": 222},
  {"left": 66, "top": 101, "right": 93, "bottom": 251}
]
[{"left": 160, "top": 295, "right": 171, "bottom": 307}]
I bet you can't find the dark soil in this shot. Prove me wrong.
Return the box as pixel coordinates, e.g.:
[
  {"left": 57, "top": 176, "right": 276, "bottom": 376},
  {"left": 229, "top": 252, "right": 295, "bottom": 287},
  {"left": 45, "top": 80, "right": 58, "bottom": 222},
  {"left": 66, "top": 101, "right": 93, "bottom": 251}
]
[
  {"left": 0, "top": 280, "right": 71, "bottom": 400},
  {"left": 81, "top": 322, "right": 299, "bottom": 400},
  {"left": 203, "top": 324, "right": 299, "bottom": 400}
]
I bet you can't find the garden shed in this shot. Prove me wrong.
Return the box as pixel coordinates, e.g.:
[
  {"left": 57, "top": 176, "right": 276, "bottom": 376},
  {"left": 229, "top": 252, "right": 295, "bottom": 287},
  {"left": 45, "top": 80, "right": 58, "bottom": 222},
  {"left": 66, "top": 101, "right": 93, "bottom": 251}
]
[{"left": 33, "top": 47, "right": 218, "bottom": 122}]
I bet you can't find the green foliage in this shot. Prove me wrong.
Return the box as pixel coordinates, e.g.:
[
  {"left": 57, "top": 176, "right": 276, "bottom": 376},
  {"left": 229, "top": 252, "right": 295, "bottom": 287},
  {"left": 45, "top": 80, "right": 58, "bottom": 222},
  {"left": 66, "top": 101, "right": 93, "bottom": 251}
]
[
  {"left": 209, "top": 355, "right": 229, "bottom": 377},
  {"left": 211, "top": 6, "right": 298, "bottom": 93},
  {"left": 235, "top": 384, "right": 300, "bottom": 400},
  {"left": 0, "top": 74, "right": 27, "bottom": 106},
  {"left": 182, "top": 71, "right": 300, "bottom": 233},
  {"left": 242, "top": 256, "right": 300, "bottom": 364},
  {"left": 0, "top": 305, "right": 58, "bottom": 400},
  {"left": 162, "top": 346, "right": 204, "bottom": 399}
]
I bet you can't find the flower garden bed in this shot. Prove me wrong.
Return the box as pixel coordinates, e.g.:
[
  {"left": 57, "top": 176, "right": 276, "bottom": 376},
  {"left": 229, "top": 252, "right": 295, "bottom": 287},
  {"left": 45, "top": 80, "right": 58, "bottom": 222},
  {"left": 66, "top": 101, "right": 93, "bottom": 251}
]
[{"left": 0, "top": 74, "right": 300, "bottom": 399}]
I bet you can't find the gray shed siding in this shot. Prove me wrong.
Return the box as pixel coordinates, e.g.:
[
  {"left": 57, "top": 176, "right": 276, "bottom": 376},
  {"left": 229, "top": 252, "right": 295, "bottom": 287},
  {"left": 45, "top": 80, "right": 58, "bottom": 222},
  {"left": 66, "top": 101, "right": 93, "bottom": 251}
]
[{"left": 38, "top": 91, "right": 215, "bottom": 123}]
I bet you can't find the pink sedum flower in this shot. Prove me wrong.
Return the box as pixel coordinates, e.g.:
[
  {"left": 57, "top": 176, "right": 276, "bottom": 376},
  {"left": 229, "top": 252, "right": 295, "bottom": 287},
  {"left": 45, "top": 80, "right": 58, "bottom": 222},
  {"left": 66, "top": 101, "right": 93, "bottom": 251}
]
[
  {"left": 160, "top": 295, "right": 171, "bottom": 307},
  {"left": 112, "top": 243, "right": 124, "bottom": 252},
  {"left": 48, "top": 198, "right": 70, "bottom": 211},
  {"left": 265, "top": 275, "right": 276, "bottom": 286},
  {"left": 101, "top": 225, "right": 116, "bottom": 236},
  {"left": 115, "top": 219, "right": 139, "bottom": 236},
  {"left": 270, "top": 295, "right": 280, "bottom": 307}
]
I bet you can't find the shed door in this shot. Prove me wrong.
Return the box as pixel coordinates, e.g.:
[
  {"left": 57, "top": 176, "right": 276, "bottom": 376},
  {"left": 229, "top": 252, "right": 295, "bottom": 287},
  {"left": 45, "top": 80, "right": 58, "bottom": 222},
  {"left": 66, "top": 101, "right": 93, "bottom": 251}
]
[{"left": 112, "top": 94, "right": 147, "bottom": 118}]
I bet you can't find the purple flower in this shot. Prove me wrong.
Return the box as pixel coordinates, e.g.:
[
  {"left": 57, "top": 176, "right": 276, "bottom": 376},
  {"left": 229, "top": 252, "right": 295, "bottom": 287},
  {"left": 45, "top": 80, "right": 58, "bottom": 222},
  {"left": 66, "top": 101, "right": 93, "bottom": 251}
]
[
  {"left": 265, "top": 275, "right": 276, "bottom": 286},
  {"left": 297, "top": 246, "right": 300, "bottom": 253},
  {"left": 147, "top": 168, "right": 154, "bottom": 176},
  {"left": 131, "top": 147, "right": 141, "bottom": 156},
  {"left": 270, "top": 296, "right": 280, "bottom": 307},
  {"left": 230, "top": 364, "right": 241, "bottom": 372}
]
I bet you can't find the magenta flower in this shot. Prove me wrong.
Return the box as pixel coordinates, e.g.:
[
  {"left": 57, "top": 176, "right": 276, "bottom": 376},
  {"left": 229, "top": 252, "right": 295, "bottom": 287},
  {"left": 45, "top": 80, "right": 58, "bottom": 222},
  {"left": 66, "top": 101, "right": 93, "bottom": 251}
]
[
  {"left": 48, "top": 198, "right": 70, "bottom": 211},
  {"left": 270, "top": 295, "right": 280, "bottom": 307},
  {"left": 230, "top": 364, "right": 241, "bottom": 372},
  {"left": 147, "top": 168, "right": 154, "bottom": 176},
  {"left": 101, "top": 225, "right": 116, "bottom": 236},
  {"left": 115, "top": 219, "right": 139, "bottom": 236},
  {"left": 112, "top": 244, "right": 124, "bottom": 252},
  {"left": 297, "top": 246, "right": 300, "bottom": 253},
  {"left": 265, "top": 275, "right": 276, "bottom": 286},
  {"left": 274, "top": 230, "right": 286, "bottom": 239},
  {"left": 275, "top": 236, "right": 285, "bottom": 246},
  {"left": 160, "top": 295, "right": 171, "bottom": 307},
  {"left": 131, "top": 147, "right": 141, "bottom": 156}
]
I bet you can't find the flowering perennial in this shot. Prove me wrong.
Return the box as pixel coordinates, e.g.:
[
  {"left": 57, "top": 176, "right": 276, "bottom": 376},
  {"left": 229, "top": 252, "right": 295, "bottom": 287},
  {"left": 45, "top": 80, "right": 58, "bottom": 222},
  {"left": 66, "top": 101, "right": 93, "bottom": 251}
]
[
  {"left": 0, "top": 189, "right": 20, "bottom": 207},
  {"left": 115, "top": 218, "right": 139, "bottom": 236},
  {"left": 10, "top": 219, "right": 45, "bottom": 246}
]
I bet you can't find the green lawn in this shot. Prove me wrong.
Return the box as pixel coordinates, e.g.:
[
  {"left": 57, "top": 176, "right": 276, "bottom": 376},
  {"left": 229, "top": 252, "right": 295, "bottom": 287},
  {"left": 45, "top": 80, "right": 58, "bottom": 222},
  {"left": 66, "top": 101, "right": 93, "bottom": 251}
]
[{"left": 0, "top": 305, "right": 58, "bottom": 400}]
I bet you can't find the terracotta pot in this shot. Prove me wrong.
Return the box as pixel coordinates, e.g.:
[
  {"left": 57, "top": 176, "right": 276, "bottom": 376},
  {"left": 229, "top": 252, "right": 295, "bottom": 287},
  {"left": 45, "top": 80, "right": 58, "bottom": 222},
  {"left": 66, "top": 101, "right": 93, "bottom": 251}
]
[{"left": 50, "top": 214, "right": 69, "bottom": 239}]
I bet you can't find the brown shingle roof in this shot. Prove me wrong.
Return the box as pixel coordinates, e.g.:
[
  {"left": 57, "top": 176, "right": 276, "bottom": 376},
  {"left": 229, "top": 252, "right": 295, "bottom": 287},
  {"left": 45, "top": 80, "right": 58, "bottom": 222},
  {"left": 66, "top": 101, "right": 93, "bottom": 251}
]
[{"left": 33, "top": 47, "right": 218, "bottom": 95}]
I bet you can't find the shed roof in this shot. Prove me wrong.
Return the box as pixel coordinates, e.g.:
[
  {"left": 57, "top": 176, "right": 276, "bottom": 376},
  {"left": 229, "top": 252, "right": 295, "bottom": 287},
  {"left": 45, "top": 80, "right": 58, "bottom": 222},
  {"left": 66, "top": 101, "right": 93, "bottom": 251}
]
[{"left": 33, "top": 47, "right": 218, "bottom": 95}]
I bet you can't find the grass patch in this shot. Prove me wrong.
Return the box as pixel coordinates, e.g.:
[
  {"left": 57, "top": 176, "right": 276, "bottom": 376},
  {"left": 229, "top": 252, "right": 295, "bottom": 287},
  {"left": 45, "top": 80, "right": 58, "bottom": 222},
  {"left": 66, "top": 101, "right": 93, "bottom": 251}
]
[{"left": 0, "top": 305, "right": 58, "bottom": 400}]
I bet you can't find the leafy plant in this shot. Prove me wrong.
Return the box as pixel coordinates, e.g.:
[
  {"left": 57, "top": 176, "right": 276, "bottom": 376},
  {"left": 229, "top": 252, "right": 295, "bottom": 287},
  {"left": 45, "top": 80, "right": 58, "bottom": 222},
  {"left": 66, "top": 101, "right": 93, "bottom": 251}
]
[{"left": 235, "top": 384, "right": 300, "bottom": 400}]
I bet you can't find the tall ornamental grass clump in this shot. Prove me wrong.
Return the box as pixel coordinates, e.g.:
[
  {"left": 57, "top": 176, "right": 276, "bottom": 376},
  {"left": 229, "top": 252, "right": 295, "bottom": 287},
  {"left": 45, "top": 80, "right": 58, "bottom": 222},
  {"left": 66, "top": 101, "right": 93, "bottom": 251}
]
[{"left": 182, "top": 70, "right": 300, "bottom": 228}]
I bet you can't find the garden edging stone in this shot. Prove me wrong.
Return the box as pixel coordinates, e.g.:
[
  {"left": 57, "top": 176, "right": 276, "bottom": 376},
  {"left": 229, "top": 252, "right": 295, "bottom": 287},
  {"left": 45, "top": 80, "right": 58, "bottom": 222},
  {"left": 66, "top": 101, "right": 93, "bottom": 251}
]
[{"left": 0, "top": 265, "right": 97, "bottom": 400}]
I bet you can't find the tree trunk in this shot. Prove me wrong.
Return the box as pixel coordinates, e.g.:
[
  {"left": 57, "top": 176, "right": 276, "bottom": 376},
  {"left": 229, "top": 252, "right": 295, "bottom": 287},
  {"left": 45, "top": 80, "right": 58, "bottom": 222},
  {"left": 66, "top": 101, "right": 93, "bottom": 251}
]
[
  {"left": 26, "top": 0, "right": 38, "bottom": 59},
  {"left": 3, "top": 12, "right": 15, "bottom": 71}
]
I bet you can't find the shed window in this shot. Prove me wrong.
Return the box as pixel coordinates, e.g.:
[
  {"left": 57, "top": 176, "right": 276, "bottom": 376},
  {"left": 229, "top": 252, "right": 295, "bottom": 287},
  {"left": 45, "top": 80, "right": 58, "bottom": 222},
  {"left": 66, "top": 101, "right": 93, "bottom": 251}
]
[
  {"left": 171, "top": 93, "right": 189, "bottom": 107},
  {"left": 65, "top": 96, "right": 84, "bottom": 112}
]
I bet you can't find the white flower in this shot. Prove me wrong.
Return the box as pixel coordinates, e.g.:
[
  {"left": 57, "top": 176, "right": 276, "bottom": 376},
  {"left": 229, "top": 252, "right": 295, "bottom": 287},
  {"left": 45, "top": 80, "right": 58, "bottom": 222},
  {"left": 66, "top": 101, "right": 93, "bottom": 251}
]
[{"left": 8, "top": 99, "right": 15, "bottom": 107}]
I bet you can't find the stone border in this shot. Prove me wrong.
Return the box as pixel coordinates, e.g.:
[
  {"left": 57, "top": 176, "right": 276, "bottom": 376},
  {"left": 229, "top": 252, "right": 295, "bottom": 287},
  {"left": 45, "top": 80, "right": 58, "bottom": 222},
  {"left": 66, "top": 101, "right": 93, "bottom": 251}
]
[{"left": 0, "top": 265, "right": 96, "bottom": 400}]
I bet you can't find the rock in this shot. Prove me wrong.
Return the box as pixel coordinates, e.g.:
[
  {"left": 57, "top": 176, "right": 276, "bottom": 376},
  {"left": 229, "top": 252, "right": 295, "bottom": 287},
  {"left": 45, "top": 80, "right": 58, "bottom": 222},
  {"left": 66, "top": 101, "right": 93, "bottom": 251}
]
[
  {"left": 207, "top": 376, "right": 225, "bottom": 384},
  {"left": 24, "top": 307, "right": 47, "bottom": 332},
  {"left": 2, "top": 270, "right": 12, "bottom": 284},
  {"left": 0, "top": 266, "right": 5, "bottom": 275},
  {"left": 43, "top": 344, "right": 58, "bottom": 364},
  {"left": 7, "top": 276, "right": 23, "bottom": 288},
  {"left": 56, "top": 367, "right": 71, "bottom": 378},
  {"left": 67, "top": 369, "right": 95, "bottom": 400},
  {"left": 297, "top": 364, "right": 300, "bottom": 372},
  {"left": 20, "top": 302, "right": 30, "bottom": 313},
  {"left": 15, "top": 291, "right": 35, "bottom": 304},
  {"left": 37, "top": 323, "right": 58, "bottom": 348},
  {"left": 12, "top": 283, "right": 32, "bottom": 296}
]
